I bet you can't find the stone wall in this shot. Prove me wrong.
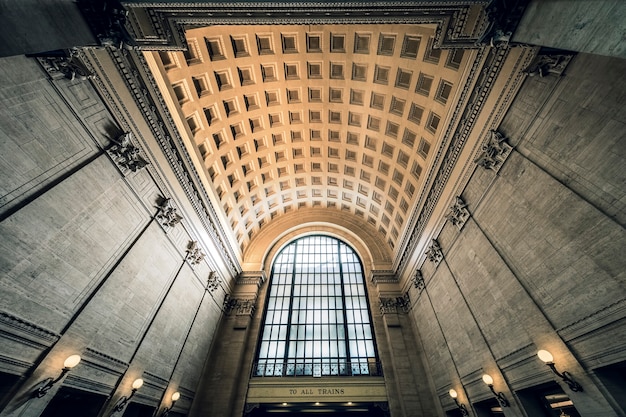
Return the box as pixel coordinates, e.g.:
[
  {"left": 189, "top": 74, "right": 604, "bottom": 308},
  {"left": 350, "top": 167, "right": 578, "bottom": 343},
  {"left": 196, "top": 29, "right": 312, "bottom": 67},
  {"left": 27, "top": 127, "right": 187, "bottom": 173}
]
[
  {"left": 0, "top": 54, "right": 228, "bottom": 417},
  {"left": 410, "top": 53, "right": 626, "bottom": 416}
]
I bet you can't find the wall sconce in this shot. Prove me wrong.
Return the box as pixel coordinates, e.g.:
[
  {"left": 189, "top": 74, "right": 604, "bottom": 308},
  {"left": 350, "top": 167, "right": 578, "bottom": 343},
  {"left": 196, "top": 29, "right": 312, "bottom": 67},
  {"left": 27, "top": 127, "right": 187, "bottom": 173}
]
[
  {"left": 35, "top": 354, "right": 81, "bottom": 398},
  {"left": 112, "top": 378, "right": 144, "bottom": 413},
  {"left": 161, "top": 391, "right": 180, "bottom": 417},
  {"left": 448, "top": 389, "right": 469, "bottom": 416},
  {"left": 481, "top": 374, "right": 509, "bottom": 407},
  {"left": 537, "top": 350, "right": 583, "bottom": 392}
]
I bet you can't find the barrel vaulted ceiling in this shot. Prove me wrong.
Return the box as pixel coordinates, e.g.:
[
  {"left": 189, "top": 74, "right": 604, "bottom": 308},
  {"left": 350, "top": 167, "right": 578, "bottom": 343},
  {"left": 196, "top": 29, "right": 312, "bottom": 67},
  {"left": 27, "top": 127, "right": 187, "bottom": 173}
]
[{"left": 150, "top": 23, "right": 472, "bottom": 255}]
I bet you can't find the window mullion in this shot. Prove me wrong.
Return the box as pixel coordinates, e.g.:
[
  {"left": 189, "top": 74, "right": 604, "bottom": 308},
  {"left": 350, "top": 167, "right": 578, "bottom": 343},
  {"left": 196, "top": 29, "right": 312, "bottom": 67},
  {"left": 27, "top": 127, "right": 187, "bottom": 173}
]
[
  {"left": 337, "top": 240, "right": 352, "bottom": 374},
  {"left": 281, "top": 240, "right": 298, "bottom": 374}
]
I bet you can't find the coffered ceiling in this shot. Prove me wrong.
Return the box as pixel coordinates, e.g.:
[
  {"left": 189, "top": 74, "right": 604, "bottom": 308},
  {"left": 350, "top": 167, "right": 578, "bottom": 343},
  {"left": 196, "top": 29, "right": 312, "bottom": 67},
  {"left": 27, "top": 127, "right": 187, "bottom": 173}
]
[{"left": 150, "top": 23, "right": 473, "bottom": 255}]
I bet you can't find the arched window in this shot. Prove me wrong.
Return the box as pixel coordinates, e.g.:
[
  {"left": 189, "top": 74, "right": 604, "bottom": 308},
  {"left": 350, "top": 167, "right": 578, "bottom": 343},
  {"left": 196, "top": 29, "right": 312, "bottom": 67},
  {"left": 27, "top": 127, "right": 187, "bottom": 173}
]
[{"left": 255, "top": 235, "right": 379, "bottom": 377}]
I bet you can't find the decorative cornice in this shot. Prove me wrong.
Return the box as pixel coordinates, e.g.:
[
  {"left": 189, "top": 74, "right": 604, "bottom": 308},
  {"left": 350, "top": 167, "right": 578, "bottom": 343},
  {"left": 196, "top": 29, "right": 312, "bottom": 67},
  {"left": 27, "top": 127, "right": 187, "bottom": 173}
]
[
  {"left": 0, "top": 311, "right": 59, "bottom": 350},
  {"left": 236, "top": 271, "right": 266, "bottom": 287},
  {"left": 0, "top": 353, "right": 32, "bottom": 374},
  {"left": 114, "top": 1, "right": 505, "bottom": 51},
  {"left": 369, "top": 270, "right": 398, "bottom": 286},
  {"left": 64, "top": 374, "right": 116, "bottom": 393},
  {"left": 395, "top": 46, "right": 509, "bottom": 276},
  {"left": 82, "top": 347, "right": 129, "bottom": 375},
  {"left": 224, "top": 296, "right": 257, "bottom": 317},
  {"left": 379, "top": 293, "right": 410, "bottom": 315},
  {"left": 80, "top": 47, "right": 240, "bottom": 276},
  {"left": 143, "top": 370, "right": 170, "bottom": 390},
  {"left": 557, "top": 298, "right": 626, "bottom": 342}
]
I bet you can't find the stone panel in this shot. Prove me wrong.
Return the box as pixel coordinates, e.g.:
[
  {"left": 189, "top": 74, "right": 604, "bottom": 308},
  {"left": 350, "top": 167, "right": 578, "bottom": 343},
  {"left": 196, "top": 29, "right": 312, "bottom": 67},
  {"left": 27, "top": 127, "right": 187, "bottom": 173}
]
[
  {"left": 0, "top": 157, "right": 144, "bottom": 332},
  {"left": 132, "top": 266, "right": 205, "bottom": 380},
  {"left": 444, "top": 219, "right": 535, "bottom": 360},
  {"left": 423, "top": 265, "right": 484, "bottom": 378},
  {"left": 501, "top": 53, "right": 626, "bottom": 226},
  {"left": 64, "top": 222, "right": 180, "bottom": 360},
  {"left": 176, "top": 293, "right": 222, "bottom": 393},
  {"left": 0, "top": 56, "right": 104, "bottom": 212},
  {"left": 476, "top": 151, "right": 626, "bottom": 334}
]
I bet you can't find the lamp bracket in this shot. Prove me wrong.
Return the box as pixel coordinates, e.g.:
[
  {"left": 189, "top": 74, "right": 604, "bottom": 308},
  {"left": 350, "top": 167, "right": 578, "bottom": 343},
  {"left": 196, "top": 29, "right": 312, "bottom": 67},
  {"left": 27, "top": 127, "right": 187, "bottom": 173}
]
[{"left": 546, "top": 363, "right": 583, "bottom": 392}]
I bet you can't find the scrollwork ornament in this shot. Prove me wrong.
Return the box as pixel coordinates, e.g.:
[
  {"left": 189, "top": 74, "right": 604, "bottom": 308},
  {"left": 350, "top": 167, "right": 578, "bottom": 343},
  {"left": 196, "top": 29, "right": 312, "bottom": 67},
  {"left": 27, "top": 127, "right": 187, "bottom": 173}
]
[
  {"left": 108, "top": 132, "right": 149, "bottom": 173},
  {"left": 425, "top": 239, "right": 443, "bottom": 266},
  {"left": 156, "top": 198, "right": 182, "bottom": 228},
  {"left": 474, "top": 130, "right": 512, "bottom": 173},
  {"left": 445, "top": 196, "right": 470, "bottom": 229},
  {"left": 186, "top": 241, "right": 205, "bottom": 265},
  {"left": 413, "top": 270, "right": 426, "bottom": 293}
]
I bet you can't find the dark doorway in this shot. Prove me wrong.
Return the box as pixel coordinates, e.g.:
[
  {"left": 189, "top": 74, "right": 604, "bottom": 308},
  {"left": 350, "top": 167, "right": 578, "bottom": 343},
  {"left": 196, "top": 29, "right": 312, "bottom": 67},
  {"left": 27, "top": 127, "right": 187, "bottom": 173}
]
[
  {"left": 40, "top": 386, "right": 107, "bottom": 417},
  {"left": 246, "top": 402, "right": 389, "bottom": 416},
  {"left": 517, "top": 382, "right": 581, "bottom": 417},
  {"left": 122, "top": 402, "right": 156, "bottom": 417}
]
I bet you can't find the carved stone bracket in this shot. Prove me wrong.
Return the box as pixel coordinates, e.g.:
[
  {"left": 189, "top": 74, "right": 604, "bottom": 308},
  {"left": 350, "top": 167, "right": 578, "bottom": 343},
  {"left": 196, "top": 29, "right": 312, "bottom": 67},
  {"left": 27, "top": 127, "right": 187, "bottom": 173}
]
[
  {"left": 156, "top": 198, "right": 182, "bottom": 228},
  {"left": 523, "top": 51, "right": 575, "bottom": 77},
  {"left": 206, "top": 271, "right": 221, "bottom": 293},
  {"left": 224, "top": 296, "right": 256, "bottom": 317},
  {"left": 379, "top": 293, "right": 410, "bottom": 315},
  {"left": 425, "top": 239, "right": 444, "bottom": 266},
  {"left": 474, "top": 130, "right": 513, "bottom": 173},
  {"left": 79, "top": 0, "right": 135, "bottom": 49},
  {"left": 475, "top": 0, "right": 527, "bottom": 48},
  {"left": 186, "top": 241, "right": 205, "bottom": 265},
  {"left": 108, "top": 132, "right": 149, "bottom": 173},
  {"left": 445, "top": 196, "right": 470, "bottom": 230},
  {"left": 412, "top": 270, "right": 426, "bottom": 293},
  {"left": 36, "top": 48, "right": 94, "bottom": 81}
]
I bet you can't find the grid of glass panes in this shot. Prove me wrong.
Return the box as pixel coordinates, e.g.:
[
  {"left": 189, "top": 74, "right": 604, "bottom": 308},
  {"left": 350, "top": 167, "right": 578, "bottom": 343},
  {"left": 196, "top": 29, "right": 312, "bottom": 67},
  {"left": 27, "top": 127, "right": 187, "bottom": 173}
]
[{"left": 256, "top": 235, "right": 378, "bottom": 377}]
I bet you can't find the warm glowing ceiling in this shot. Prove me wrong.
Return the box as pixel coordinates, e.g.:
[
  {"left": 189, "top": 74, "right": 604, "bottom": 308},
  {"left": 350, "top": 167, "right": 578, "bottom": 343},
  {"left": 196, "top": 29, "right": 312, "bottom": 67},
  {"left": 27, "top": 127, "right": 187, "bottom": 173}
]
[{"left": 152, "top": 23, "right": 471, "bottom": 254}]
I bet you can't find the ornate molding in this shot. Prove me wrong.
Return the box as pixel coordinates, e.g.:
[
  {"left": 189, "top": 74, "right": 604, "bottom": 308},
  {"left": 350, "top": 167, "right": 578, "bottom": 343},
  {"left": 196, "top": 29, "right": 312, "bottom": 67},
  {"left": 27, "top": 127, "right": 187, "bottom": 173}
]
[
  {"left": 425, "top": 239, "right": 443, "bottom": 266},
  {"left": 475, "top": 0, "right": 527, "bottom": 48},
  {"left": 395, "top": 45, "right": 511, "bottom": 275},
  {"left": 104, "top": 48, "right": 240, "bottom": 275},
  {"left": 523, "top": 51, "right": 575, "bottom": 77},
  {"left": 369, "top": 270, "right": 398, "bottom": 286},
  {"left": 0, "top": 353, "right": 32, "bottom": 374},
  {"left": 236, "top": 271, "right": 266, "bottom": 287},
  {"left": 0, "top": 311, "right": 59, "bottom": 350},
  {"left": 79, "top": 46, "right": 240, "bottom": 276},
  {"left": 186, "top": 241, "right": 205, "bottom": 265},
  {"left": 108, "top": 132, "right": 149, "bottom": 173},
  {"left": 35, "top": 48, "right": 94, "bottom": 81},
  {"left": 379, "top": 293, "right": 410, "bottom": 315},
  {"left": 445, "top": 196, "right": 470, "bottom": 230},
  {"left": 82, "top": 347, "right": 129, "bottom": 375},
  {"left": 109, "top": 1, "right": 523, "bottom": 51},
  {"left": 412, "top": 270, "right": 426, "bottom": 293},
  {"left": 224, "top": 296, "right": 256, "bottom": 317},
  {"left": 156, "top": 197, "right": 183, "bottom": 228},
  {"left": 474, "top": 130, "right": 513, "bottom": 172},
  {"left": 207, "top": 271, "right": 222, "bottom": 293}
]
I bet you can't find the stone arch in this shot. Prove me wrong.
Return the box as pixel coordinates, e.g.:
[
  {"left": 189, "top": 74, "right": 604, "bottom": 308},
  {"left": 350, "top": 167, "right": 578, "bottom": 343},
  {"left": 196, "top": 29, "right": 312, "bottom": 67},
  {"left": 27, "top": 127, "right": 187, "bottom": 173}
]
[{"left": 242, "top": 208, "right": 393, "bottom": 275}]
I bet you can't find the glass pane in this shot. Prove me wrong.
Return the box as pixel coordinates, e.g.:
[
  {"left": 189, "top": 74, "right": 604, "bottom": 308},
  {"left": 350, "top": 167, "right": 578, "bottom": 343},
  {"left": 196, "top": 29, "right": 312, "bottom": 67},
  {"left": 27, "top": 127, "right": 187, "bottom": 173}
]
[{"left": 255, "top": 235, "right": 378, "bottom": 375}]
